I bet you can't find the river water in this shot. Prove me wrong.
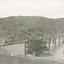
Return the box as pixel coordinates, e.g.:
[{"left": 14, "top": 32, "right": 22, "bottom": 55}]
[{"left": 52, "top": 44, "right": 64, "bottom": 60}]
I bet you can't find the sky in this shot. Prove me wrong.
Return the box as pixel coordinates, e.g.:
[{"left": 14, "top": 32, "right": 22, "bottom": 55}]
[{"left": 0, "top": 0, "right": 64, "bottom": 18}]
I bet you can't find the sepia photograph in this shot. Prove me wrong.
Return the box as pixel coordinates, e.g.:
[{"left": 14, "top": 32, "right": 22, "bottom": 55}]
[{"left": 0, "top": 0, "right": 64, "bottom": 64}]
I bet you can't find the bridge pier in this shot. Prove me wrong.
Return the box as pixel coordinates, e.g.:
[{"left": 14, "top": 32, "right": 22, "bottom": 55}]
[
  {"left": 62, "top": 35, "right": 64, "bottom": 44},
  {"left": 49, "top": 35, "right": 63, "bottom": 52},
  {"left": 55, "top": 37, "right": 58, "bottom": 47}
]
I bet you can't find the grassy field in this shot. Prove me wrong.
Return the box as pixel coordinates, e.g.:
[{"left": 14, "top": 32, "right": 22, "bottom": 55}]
[{"left": 0, "top": 55, "right": 64, "bottom": 64}]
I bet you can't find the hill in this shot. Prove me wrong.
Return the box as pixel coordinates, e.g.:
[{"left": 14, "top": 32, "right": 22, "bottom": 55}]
[{"left": 0, "top": 16, "right": 64, "bottom": 44}]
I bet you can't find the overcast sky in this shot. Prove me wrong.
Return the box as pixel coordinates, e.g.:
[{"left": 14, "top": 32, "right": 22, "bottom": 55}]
[{"left": 0, "top": 0, "right": 64, "bottom": 18}]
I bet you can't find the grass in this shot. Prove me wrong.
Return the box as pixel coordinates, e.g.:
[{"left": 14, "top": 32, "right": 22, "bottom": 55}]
[{"left": 0, "top": 55, "right": 64, "bottom": 64}]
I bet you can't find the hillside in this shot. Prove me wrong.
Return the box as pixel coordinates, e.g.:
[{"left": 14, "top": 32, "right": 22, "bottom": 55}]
[{"left": 0, "top": 16, "right": 64, "bottom": 44}]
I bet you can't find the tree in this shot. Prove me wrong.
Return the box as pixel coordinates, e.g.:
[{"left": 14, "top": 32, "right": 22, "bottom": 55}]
[{"left": 28, "top": 39, "right": 47, "bottom": 56}]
